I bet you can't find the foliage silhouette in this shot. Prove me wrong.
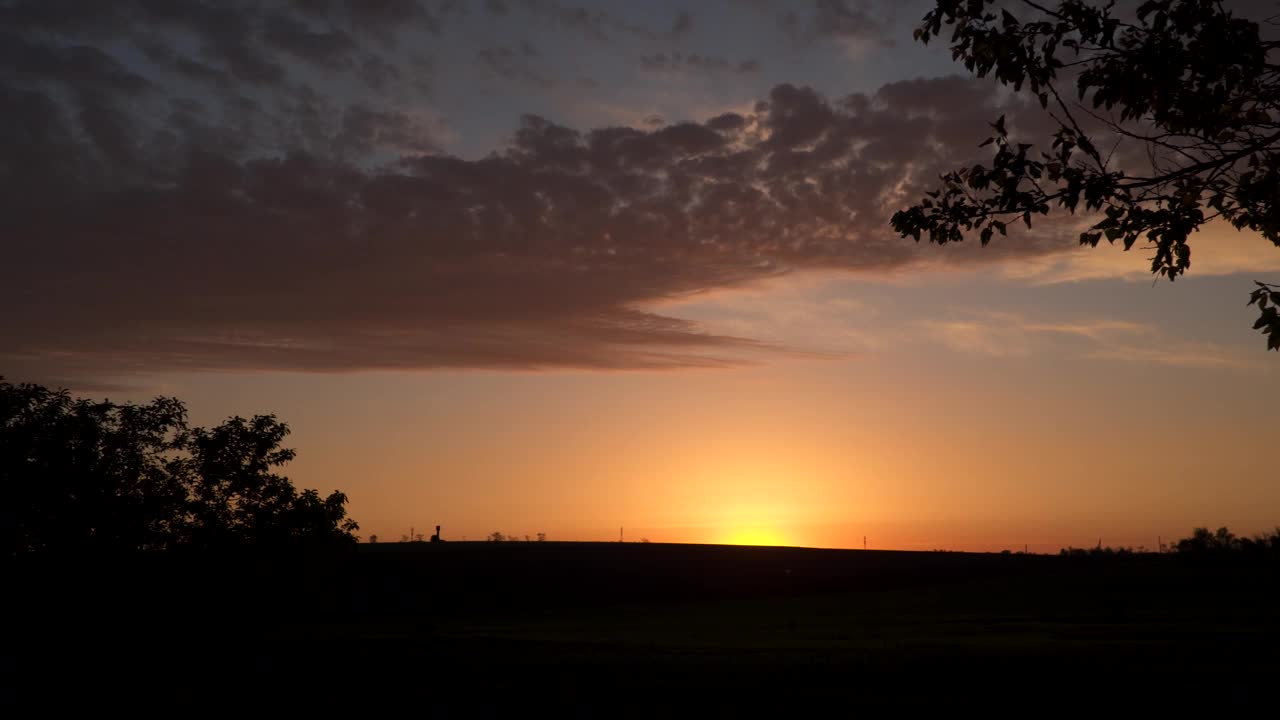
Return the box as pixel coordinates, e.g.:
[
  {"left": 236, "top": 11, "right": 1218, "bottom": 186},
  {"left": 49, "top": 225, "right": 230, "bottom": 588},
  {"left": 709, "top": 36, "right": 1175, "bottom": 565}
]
[
  {"left": 1175, "top": 525, "right": 1280, "bottom": 555},
  {"left": 1056, "top": 526, "right": 1280, "bottom": 558},
  {"left": 2, "top": 377, "right": 358, "bottom": 555},
  {"left": 891, "top": 0, "right": 1280, "bottom": 349}
]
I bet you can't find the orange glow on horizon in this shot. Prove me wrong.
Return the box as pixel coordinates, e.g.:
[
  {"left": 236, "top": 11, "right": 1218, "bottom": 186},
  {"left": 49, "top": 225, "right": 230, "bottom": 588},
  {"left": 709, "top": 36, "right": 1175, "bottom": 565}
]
[{"left": 720, "top": 528, "right": 792, "bottom": 547}]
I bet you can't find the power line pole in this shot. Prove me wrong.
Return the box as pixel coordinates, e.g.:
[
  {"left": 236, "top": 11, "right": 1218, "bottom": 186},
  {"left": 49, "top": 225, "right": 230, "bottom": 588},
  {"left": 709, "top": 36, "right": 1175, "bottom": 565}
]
[{"left": 863, "top": 536, "right": 867, "bottom": 551}]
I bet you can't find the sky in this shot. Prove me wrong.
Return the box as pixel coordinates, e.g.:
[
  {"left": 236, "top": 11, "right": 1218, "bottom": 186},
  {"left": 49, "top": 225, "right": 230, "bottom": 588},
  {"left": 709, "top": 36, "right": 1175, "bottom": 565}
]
[{"left": 4, "top": 0, "right": 1279, "bottom": 551}]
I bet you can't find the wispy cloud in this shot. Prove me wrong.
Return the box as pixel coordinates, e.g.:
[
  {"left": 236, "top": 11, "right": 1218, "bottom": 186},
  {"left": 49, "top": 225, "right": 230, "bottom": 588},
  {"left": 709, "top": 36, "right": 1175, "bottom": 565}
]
[
  {"left": 1082, "top": 343, "right": 1255, "bottom": 370},
  {"left": 922, "top": 317, "right": 1035, "bottom": 358},
  {"left": 922, "top": 311, "right": 1257, "bottom": 370}
]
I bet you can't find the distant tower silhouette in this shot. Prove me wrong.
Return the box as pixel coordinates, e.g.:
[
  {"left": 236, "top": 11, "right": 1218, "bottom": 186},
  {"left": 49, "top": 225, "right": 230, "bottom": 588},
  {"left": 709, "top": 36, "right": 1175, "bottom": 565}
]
[{"left": 430, "top": 525, "right": 441, "bottom": 543}]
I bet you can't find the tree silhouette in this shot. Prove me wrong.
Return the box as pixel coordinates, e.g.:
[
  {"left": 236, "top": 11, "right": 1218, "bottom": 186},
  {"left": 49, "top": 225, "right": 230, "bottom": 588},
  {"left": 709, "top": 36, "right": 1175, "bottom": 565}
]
[
  {"left": 1176, "top": 526, "right": 1239, "bottom": 553},
  {"left": 891, "top": 0, "right": 1280, "bottom": 349},
  {"left": 2, "top": 378, "right": 358, "bottom": 555},
  {"left": 1172, "top": 525, "right": 1280, "bottom": 554}
]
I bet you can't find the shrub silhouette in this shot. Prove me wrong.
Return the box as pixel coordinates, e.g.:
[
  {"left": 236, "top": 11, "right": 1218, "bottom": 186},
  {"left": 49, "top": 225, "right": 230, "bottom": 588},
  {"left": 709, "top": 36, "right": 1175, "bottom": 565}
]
[
  {"left": 1175, "top": 526, "right": 1280, "bottom": 555},
  {"left": 2, "top": 377, "right": 358, "bottom": 555}
]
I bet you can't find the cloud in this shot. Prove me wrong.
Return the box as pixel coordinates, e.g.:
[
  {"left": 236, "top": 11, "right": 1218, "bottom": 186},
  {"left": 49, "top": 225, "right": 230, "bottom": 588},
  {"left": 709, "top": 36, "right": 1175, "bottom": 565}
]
[
  {"left": 477, "top": 43, "right": 558, "bottom": 89},
  {"left": 512, "top": 0, "right": 657, "bottom": 42},
  {"left": 1020, "top": 320, "right": 1148, "bottom": 340},
  {"left": 639, "top": 52, "right": 762, "bottom": 75},
  {"left": 812, "top": 0, "right": 886, "bottom": 41},
  {"left": 922, "top": 316, "right": 1036, "bottom": 358},
  {"left": 0, "top": 0, "right": 438, "bottom": 94},
  {"left": 923, "top": 312, "right": 1257, "bottom": 370},
  {"left": 2, "top": 0, "right": 1097, "bottom": 384},
  {"left": 1082, "top": 343, "right": 1255, "bottom": 370},
  {"left": 671, "top": 11, "right": 693, "bottom": 38},
  {"left": 771, "top": 0, "right": 895, "bottom": 53}
]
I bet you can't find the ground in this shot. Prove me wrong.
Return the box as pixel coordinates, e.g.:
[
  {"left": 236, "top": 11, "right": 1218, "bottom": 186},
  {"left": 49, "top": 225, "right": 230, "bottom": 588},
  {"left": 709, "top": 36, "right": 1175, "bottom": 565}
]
[{"left": 9, "top": 542, "right": 1278, "bottom": 705}]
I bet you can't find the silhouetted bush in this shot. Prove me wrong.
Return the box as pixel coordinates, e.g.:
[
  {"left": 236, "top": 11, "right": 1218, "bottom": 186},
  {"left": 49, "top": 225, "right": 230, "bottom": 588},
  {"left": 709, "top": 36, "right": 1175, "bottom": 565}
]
[
  {"left": 2, "top": 378, "right": 358, "bottom": 556},
  {"left": 1059, "top": 545, "right": 1134, "bottom": 558},
  {"left": 1175, "top": 526, "right": 1280, "bottom": 556}
]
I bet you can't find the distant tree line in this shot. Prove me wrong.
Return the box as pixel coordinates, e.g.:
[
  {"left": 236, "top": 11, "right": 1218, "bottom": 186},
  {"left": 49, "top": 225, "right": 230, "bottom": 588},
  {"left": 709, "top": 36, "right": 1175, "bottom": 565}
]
[
  {"left": 487, "top": 532, "right": 546, "bottom": 542},
  {"left": 2, "top": 378, "right": 358, "bottom": 556},
  {"left": 1174, "top": 526, "right": 1280, "bottom": 556},
  {"left": 1060, "top": 527, "right": 1280, "bottom": 558}
]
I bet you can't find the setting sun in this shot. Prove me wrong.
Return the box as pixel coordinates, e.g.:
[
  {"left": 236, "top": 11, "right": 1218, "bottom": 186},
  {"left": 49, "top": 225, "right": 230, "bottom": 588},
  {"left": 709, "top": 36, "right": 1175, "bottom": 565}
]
[{"left": 721, "top": 528, "right": 792, "bottom": 547}]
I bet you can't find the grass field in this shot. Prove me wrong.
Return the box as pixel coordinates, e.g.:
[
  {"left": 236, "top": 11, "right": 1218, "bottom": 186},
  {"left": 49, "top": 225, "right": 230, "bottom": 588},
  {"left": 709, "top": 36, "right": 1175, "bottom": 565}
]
[{"left": 10, "top": 542, "right": 1279, "bottom": 702}]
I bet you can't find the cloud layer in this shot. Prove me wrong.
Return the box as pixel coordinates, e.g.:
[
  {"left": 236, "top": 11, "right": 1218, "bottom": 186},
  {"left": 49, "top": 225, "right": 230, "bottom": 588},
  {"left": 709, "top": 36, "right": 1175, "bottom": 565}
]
[{"left": 2, "top": 0, "right": 1078, "bottom": 383}]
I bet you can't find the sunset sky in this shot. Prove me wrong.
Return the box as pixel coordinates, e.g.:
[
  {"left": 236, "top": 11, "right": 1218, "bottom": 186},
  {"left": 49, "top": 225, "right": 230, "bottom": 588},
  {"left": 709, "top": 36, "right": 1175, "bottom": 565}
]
[{"left": 5, "top": 0, "right": 1279, "bottom": 551}]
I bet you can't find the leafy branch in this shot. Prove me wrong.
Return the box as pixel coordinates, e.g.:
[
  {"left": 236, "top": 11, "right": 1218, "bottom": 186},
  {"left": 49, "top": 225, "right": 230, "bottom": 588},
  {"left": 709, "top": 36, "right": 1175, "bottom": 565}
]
[{"left": 894, "top": 0, "right": 1280, "bottom": 349}]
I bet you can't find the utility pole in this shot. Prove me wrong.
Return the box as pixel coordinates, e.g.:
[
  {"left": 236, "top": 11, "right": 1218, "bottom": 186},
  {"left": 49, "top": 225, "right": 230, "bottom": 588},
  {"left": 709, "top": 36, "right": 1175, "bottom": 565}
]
[
  {"left": 863, "top": 536, "right": 866, "bottom": 551},
  {"left": 620, "top": 526, "right": 623, "bottom": 543}
]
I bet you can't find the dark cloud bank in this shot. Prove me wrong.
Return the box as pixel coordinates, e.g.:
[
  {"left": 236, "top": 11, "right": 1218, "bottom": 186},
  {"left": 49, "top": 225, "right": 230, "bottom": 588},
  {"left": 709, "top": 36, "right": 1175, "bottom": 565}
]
[{"left": 1, "top": 0, "right": 1070, "bottom": 384}]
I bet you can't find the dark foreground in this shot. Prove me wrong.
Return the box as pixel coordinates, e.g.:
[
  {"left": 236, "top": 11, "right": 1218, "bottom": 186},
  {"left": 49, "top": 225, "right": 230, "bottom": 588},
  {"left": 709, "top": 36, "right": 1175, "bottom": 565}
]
[{"left": 10, "top": 542, "right": 1279, "bottom": 704}]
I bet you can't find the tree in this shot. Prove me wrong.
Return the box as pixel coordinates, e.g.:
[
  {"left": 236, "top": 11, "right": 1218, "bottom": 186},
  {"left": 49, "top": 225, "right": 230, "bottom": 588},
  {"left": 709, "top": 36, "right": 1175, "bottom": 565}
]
[
  {"left": 891, "top": 0, "right": 1280, "bottom": 349},
  {"left": 1173, "top": 525, "right": 1280, "bottom": 553},
  {"left": 1, "top": 378, "right": 358, "bottom": 555},
  {"left": 2, "top": 379, "right": 188, "bottom": 554},
  {"left": 1176, "top": 526, "right": 1238, "bottom": 552}
]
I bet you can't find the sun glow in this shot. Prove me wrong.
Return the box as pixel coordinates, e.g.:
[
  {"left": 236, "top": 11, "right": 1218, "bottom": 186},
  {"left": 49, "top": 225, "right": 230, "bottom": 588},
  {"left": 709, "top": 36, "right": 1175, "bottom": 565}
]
[{"left": 721, "top": 528, "right": 791, "bottom": 547}]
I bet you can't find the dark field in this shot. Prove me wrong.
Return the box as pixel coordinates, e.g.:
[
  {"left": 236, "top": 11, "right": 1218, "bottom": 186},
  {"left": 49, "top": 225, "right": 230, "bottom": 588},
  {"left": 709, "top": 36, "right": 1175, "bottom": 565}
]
[{"left": 11, "top": 542, "right": 1279, "bottom": 702}]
